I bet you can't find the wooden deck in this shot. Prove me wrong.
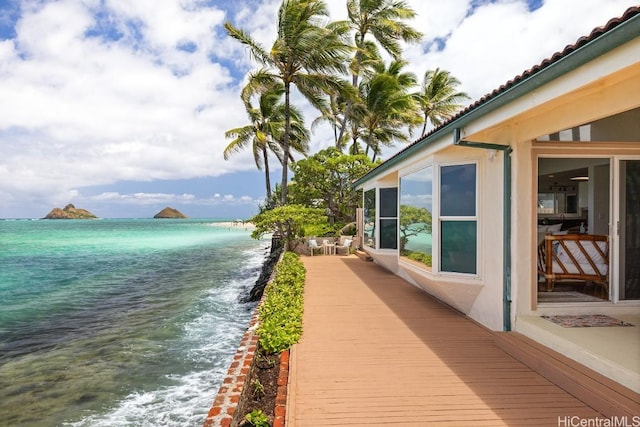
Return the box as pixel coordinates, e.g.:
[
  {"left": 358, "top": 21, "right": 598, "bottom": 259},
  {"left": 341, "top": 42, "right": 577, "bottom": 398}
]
[{"left": 286, "top": 255, "right": 602, "bottom": 426}]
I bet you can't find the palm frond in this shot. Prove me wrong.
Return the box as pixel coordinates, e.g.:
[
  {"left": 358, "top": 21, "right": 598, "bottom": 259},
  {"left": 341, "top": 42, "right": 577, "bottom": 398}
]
[{"left": 224, "top": 22, "right": 272, "bottom": 67}]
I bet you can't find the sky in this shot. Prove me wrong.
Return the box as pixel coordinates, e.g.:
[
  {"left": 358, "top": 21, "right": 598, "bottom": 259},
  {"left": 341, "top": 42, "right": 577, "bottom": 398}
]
[{"left": 0, "top": 0, "right": 637, "bottom": 219}]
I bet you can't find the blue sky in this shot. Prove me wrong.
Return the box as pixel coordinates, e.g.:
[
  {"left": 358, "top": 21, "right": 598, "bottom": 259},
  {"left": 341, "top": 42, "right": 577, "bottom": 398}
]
[{"left": 0, "top": 0, "right": 637, "bottom": 219}]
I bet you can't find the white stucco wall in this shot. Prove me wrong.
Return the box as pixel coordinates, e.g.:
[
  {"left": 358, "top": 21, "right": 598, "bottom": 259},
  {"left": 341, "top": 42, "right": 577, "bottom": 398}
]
[{"left": 361, "top": 142, "right": 508, "bottom": 331}]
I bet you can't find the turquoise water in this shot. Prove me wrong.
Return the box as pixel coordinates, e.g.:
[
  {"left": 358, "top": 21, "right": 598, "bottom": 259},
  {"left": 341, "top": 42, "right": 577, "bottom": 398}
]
[
  {"left": 403, "top": 228, "right": 432, "bottom": 253},
  {"left": 0, "top": 219, "right": 268, "bottom": 426}
]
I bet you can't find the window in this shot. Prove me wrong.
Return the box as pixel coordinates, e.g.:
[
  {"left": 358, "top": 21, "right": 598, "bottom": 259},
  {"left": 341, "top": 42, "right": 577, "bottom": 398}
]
[
  {"left": 399, "top": 167, "right": 433, "bottom": 268},
  {"left": 362, "top": 187, "right": 397, "bottom": 249},
  {"left": 440, "top": 164, "right": 477, "bottom": 274},
  {"left": 379, "top": 188, "right": 398, "bottom": 249},
  {"left": 363, "top": 189, "right": 376, "bottom": 248}
]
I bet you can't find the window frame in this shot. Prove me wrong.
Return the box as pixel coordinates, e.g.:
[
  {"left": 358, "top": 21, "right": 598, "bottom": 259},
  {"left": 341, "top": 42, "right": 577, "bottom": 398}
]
[
  {"left": 363, "top": 187, "right": 377, "bottom": 249},
  {"left": 362, "top": 186, "right": 398, "bottom": 250},
  {"left": 378, "top": 187, "right": 398, "bottom": 250},
  {"left": 437, "top": 161, "right": 479, "bottom": 276},
  {"left": 399, "top": 164, "right": 434, "bottom": 270}
]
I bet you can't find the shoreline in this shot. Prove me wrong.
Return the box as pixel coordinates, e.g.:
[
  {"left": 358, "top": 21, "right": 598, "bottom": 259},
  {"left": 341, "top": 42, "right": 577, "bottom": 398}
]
[{"left": 213, "top": 220, "right": 255, "bottom": 229}]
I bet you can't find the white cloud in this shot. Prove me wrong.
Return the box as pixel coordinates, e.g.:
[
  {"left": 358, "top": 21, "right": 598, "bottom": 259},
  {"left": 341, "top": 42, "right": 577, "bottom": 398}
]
[
  {"left": 402, "top": 0, "right": 639, "bottom": 101},
  {"left": 91, "top": 192, "right": 194, "bottom": 204},
  {"left": 77, "top": 189, "right": 260, "bottom": 218},
  {"left": 0, "top": 0, "right": 637, "bottom": 217}
]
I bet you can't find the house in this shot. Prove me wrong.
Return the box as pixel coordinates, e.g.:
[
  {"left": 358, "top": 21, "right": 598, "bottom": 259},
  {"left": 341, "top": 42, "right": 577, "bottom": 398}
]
[{"left": 353, "top": 6, "right": 640, "bottom": 396}]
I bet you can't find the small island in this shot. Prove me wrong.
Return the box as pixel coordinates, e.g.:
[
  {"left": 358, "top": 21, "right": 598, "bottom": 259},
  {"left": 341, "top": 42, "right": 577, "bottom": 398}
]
[
  {"left": 44, "top": 204, "right": 98, "bottom": 219},
  {"left": 153, "top": 206, "right": 188, "bottom": 219}
]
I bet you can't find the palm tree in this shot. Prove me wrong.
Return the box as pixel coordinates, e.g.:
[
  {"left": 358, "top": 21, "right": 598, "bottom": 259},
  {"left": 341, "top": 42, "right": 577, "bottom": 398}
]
[
  {"left": 224, "top": 83, "right": 285, "bottom": 200},
  {"left": 225, "top": 0, "right": 352, "bottom": 205},
  {"left": 336, "top": 0, "right": 423, "bottom": 145},
  {"left": 242, "top": 71, "right": 312, "bottom": 167},
  {"left": 313, "top": 39, "right": 381, "bottom": 149},
  {"left": 277, "top": 104, "right": 311, "bottom": 171},
  {"left": 352, "top": 59, "right": 421, "bottom": 161},
  {"left": 224, "top": 79, "right": 309, "bottom": 201},
  {"left": 414, "top": 68, "right": 470, "bottom": 137}
]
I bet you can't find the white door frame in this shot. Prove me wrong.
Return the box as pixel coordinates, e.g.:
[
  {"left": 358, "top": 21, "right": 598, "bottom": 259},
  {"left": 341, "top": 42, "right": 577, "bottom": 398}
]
[{"left": 611, "top": 155, "right": 640, "bottom": 302}]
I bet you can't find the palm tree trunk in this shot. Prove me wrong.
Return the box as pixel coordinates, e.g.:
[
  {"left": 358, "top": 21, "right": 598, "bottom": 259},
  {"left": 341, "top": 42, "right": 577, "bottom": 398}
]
[
  {"left": 262, "top": 146, "right": 272, "bottom": 200},
  {"left": 350, "top": 134, "right": 359, "bottom": 155},
  {"left": 336, "top": 33, "right": 365, "bottom": 147},
  {"left": 336, "top": 73, "right": 359, "bottom": 147},
  {"left": 281, "top": 81, "right": 291, "bottom": 205}
]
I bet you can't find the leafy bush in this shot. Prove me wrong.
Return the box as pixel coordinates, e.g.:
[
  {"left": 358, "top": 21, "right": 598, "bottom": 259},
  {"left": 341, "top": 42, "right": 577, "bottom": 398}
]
[
  {"left": 245, "top": 409, "right": 270, "bottom": 427},
  {"left": 250, "top": 205, "right": 327, "bottom": 251},
  {"left": 288, "top": 147, "right": 380, "bottom": 223},
  {"left": 303, "top": 222, "right": 343, "bottom": 238},
  {"left": 402, "top": 250, "right": 432, "bottom": 267},
  {"left": 256, "top": 252, "right": 306, "bottom": 354}
]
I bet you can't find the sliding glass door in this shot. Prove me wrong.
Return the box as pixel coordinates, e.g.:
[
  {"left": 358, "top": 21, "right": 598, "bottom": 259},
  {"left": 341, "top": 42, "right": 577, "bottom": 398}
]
[{"left": 618, "top": 159, "right": 640, "bottom": 300}]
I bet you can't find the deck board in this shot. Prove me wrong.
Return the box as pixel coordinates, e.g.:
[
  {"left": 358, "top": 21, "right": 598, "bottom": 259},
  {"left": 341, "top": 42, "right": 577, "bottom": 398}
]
[{"left": 286, "top": 256, "right": 602, "bottom": 426}]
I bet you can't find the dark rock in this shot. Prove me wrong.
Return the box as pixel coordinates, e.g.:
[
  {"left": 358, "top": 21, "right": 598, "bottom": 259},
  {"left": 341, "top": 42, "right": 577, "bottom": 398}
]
[
  {"left": 153, "top": 207, "right": 188, "bottom": 218},
  {"left": 43, "top": 204, "right": 97, "bottom": 219},
  {"left": 241, "top": 246, "right": 284, "bottom": 303}
]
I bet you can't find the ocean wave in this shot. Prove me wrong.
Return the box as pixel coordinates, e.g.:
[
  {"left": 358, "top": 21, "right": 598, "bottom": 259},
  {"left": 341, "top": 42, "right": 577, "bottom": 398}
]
[
  {"left": 65, "top": 370, "right": 217, "bottom": 427},
  {"left": 64, "top": 239, "right": 270, "bottom": 427}
]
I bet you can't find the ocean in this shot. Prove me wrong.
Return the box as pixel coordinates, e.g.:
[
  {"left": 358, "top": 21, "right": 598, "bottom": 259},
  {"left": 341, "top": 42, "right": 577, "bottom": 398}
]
[{"left": 0, "top": 219, "right": 269, "bottom": 427}]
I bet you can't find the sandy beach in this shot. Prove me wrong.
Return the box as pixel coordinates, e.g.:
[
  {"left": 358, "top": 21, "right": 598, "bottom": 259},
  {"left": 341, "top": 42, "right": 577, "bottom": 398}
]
[{"left": 213, "top": 220, "right": 255, "bottom": 230}]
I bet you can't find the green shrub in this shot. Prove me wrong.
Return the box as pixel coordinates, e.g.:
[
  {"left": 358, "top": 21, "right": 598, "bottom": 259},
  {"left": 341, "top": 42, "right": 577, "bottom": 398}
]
[
  {"left": 256, "top": 252, "right": 306, "bottom": 354},
  {"left": 245, "top": 409, "right": 270, "bottom": 427},
  {"left": 250, "top": 205, "right": 327, "bottom": 251},
  {"left": 303, "top": 222, "right": 340, "bottom": 238},
  {"left": 403, "top": 250, "right": 432, "bottom": 267}
]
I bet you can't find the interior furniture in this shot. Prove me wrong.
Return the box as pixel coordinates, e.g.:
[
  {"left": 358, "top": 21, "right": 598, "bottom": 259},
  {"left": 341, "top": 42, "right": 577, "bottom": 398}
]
[{"left": 537, "top": 233, "right": 609, "bottom": 292}]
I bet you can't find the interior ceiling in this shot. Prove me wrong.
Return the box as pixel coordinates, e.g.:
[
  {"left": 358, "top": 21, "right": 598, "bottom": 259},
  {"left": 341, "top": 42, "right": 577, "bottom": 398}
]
[
  {"left": 537, "top": 106, "right": 640, "bottom": 142},
  {"left": 538, "top": 167, "right": 587, "bottom": 191}
]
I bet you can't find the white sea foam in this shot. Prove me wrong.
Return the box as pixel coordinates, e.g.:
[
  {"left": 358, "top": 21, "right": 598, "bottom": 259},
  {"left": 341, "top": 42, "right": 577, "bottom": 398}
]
[
  {"left": 67, "top": 243, "right": 271, "bottom": 427},
  {"left": 66, "top": 369, "right": 217, "bottom": 427}
]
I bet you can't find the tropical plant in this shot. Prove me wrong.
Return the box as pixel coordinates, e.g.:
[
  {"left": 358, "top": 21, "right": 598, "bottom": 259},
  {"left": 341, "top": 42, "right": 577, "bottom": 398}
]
[
  {"left": 351, "top": 59, "right": 421, "bottom": 160},
  {"left": 224, "top": 82, "right": 284, "bottom": 200},
  {"left": 399, "top": 204, "right": 432, "bottom": 251},
  {"left": 406, "top": 251, "right": 432, "bottom": 267},
  {"left": 336, "top": 0, "right": 423, "bottom": 145},
  {"left": 225, "top": 77, "right": 310, "bottom": 200},
  {"left": 250, "top": 204, "right": 327, "bottom": 251},
  {"left": 225, "top": 0, "right": 353, "bottom": 205},
  {"left": 245, "top": 409, "right": 270, "bottom": 427},
  {"left": 414, "top": 68, "right": 470, "bottom": 137},
  {"left": 256, "top": 252, "right": 306, "bottom": 354},
  {"left": 288, "top": 147, "right": 379, "bottom": 223},
  {"left": 251, "top": 378, "right": 265, "bottom": 399}
]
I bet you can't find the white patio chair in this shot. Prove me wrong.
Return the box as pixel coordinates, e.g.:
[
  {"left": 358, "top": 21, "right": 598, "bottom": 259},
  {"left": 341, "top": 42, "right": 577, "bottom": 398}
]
[
  {"left": 308, "top": 238, "right": 323, "bottom": 256},
  {"left": 335, "top": 236, "right": 353, "bottom": 255}
]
